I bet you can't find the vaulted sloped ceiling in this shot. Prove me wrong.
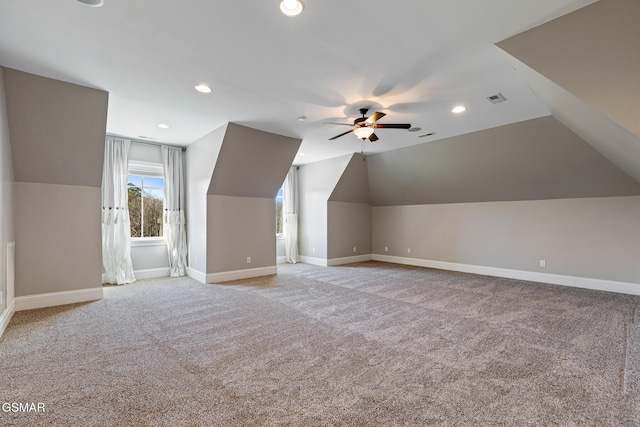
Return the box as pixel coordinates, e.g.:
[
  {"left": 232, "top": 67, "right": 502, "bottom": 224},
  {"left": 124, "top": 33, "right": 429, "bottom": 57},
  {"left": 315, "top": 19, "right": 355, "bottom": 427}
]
[
  {"left": 207, "top": 123, "right": 301, "bottom": 198},
  {"left": 3, "top": 67, "right": 107, "bottom": 187},
  {"left": 497, "top": 0, "right": 640, "bottom": 183},
  {"left": 329, "top": 153, "right": 370, "bottom": 204},
  {"left": 367, "top": 116, "right": 640, "bottom": 207}
]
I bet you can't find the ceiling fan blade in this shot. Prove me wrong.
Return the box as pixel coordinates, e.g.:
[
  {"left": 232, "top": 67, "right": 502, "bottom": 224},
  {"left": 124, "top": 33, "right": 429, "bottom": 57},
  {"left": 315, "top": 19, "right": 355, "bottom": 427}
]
[
  {"left": 374, "top": 123, "right": 412, "bottom": 129},
  {"left": 365, "top": 111, "right": 386, "bottom": 125},
  {"left": 368, "top": 133, "right": 379, "bottom": 142},
  {"left": 324, "top": 122, "right": 354, "bottom": 126},
  {"left": 329, "top": 129, "right": 355, "bottom": 140}
]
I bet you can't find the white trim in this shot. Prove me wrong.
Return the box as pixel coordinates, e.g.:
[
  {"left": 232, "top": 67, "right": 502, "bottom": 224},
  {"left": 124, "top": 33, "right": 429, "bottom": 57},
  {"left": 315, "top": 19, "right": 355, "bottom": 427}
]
[
  {"left": 15, "top": 287, "right": 104, "bottom": 312},
  {"left": 277, "top": 256, "right": 287, "bottom": 264},
  {"left": 207, "top": 266, "right": 277, "bottom": 283},
  {"left": 327, "top": 254, "right": 373, "bottom": 266},
  {"left": 131, "top": 237, "right": 167, "bottom": 247},
  {"left": 133, "top": 268, "right": 170, "bottom": 280},
  {"left": 187, "top": 267, "right": 207, "bottom": 284},
  {"left": 299, "top": 256, "right": 328, "bottom": 267},
  {"left": 372, "top": 255, "right": 640, "bottom": 296},
  {"left": 0, "top": 300, "right": 15, "bottom": 338}
]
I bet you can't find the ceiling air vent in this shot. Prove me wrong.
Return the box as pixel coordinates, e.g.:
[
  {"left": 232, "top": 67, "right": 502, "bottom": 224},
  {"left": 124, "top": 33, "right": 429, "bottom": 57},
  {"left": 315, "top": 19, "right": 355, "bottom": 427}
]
[
  {"left": 419, "top": 132, "right": 436, "bottom": 138},
  {"left": 487, "top": 93, "right": 507, "bottom": 104}
]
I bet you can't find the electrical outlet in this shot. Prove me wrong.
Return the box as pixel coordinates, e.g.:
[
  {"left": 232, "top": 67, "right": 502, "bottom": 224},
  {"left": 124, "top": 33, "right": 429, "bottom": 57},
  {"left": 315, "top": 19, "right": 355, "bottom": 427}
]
[
  {"left": 0, "top": 291, "right": 3, "bottom": 307},
  {"left": 384, "top": 246, "right": 388, "bottom": 252},
  {"left": 247, "top": 257, "right": 252, "bottom": 264},
  {"left": 312, "top": 248, "right": 315, "bottom": 253},
  {"left": 539, "top": 260, "right": 546, "bottom": 268},
  {"left": 195, "top": 257, "right": 198, "bottom": 265},
  {"left": 407, "top": 248, "right": 411, "bottom": 254},
  {"left": 353, "top": 246, "right": 357, "bottom": 252}
]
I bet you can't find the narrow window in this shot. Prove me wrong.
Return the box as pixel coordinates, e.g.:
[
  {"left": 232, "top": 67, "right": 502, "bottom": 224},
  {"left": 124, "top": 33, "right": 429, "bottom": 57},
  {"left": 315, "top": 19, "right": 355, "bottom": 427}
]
[
  {"left": 275, "top": 187, "right": 284, "bottom": 236},
  {"left": 127, "top": 174, "right": 164, "bottom": 238}
]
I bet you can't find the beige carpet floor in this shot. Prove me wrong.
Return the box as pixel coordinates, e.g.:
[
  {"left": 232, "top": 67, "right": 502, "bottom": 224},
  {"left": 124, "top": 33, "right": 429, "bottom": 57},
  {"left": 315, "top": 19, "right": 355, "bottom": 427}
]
[{"left": 1, "top": 261, "right": 640, "bottom": 426}]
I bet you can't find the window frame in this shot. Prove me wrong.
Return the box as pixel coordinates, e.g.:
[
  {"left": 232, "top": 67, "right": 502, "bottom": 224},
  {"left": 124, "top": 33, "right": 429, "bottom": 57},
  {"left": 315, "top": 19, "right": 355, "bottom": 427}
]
[
  {"left": 128, "top": 160, "right": 166, "bottom": 245},
  {"left": 275, "top": 187, "right": 284, "bottom": 239}
]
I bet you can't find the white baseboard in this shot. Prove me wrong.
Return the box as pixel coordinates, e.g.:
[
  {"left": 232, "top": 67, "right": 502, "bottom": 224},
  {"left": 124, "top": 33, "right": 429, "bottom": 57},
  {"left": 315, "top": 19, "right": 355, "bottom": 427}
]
[
  {"left": 15, "top": 287, "right": 104, "bottom": 312},
  {"left": 0, "top": 299, "right": 16, "bottom": 337},
  {"left": 372, "top": 254, "right": 640, "bottom": 296},
  {"left": 301, "top": 255, "right": 374, "bottom": 267},
  {"left": 207, "top": 266, "right": 277, "bottom": 283},
  {"left": 299, "top": 256, "right": 328, "bottom": 267},
  {"left": 277, "top": 256, "right": 287, "bottom": 264},
  {"left": 187, "top": 267, "right": 207, "bottom": 284},
  {"left": 327, "top": 254, "right": 373, "bottom": 266},
  {"left": 133, "top": 268, "right": 170, "bottom": 280}
]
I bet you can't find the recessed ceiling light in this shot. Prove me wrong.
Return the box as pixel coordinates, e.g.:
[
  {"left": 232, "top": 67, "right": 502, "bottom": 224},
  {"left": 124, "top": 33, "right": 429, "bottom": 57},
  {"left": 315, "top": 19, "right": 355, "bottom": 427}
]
[
  {"left": 452, "top": 106, "right": 466, "bottom": 114},
  {"left": 280, "top": 0, "right": 304, "bottom": 17},
  {"left": 195, "top": 84, "right": 212, "bottom": 94},
  {"left": 158, "top": 124, "right": 171, "bottom": 129},
  {"left": 297, "top": 153, "right": 306, "bottom": 157},
  {"left": 77, "top": 0, "right": 104, "bottom": 6},
  {"left": 298, "top": 116, "right": 307, "bottom": 121},
  {"left": 408, "top": 127, "right": 422, "bottom": 133}
]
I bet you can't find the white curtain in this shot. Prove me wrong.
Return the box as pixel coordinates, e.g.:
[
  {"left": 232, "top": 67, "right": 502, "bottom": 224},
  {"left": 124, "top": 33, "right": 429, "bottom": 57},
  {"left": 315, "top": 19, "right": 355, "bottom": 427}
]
[
  {"left": 283, "top": 166, "right": 299, "bottom": 264},
  {"left": 162, "top": 146, "right": 188, "bottom": 276},
  {"left": 101, "top": 137, "right": 135, "bottom": 285}
]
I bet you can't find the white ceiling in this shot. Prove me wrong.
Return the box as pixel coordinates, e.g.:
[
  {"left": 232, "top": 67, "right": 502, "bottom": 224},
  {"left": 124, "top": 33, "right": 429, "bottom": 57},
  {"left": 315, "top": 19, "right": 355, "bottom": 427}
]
[{"left": 0, "top": 0, "right": 596, "bottom": 165}]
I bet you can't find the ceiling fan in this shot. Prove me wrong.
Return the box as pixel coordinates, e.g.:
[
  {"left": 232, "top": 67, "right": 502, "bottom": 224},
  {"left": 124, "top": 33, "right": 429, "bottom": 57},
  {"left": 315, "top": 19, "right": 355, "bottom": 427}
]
[{"left": 326, "top": 108, "right": 411, "bottom": 142}]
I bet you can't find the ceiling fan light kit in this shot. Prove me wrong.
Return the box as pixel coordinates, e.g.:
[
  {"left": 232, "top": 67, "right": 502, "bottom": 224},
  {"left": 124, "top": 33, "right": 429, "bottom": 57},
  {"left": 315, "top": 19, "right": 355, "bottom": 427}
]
[
  {"left": 328, "top": 108, "right": 411, "bottom": 142},
  {"left": 354, "top": 127, "right": 375, "bottom": 140},
  {"left": 280, "top": 0, "right": 304, "bottom": 17}
]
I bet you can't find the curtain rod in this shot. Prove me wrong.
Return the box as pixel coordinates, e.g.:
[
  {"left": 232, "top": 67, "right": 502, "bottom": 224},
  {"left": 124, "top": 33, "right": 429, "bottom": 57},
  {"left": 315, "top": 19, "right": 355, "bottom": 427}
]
[{"left": 106, "top": 133, "right": 187, "bottom": 151}]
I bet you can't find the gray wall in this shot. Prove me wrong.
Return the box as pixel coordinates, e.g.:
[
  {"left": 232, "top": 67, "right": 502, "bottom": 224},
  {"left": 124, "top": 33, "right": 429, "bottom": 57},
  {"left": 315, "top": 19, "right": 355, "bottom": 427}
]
[
  {"left": 298, "top": 153, "right": 373, "bottom": 261},
  {"left": 208, "top": 123, "right": 301, "bottom": 198},
  {"left": 3, "top": 68, "right": 107, "bottom": 297},
  {"left": 372, "top": 196, "right": 640, "bottom": 284},
  {"left": 496, "top": 0, "right": 640, "bottom": 184},
  {"left": 367, "top": 116, "right": 640, "bottom": 206},
  {"left": 3, "top": 68, "right": 106, "bottom": 186},
  {"left": 207, "top": 195, "right": 276, "bottom": 273},
  {"left": 298, "top": 154, "right": 353, "bottom": 259},
  {"left": 206, "top": 123, "right": 300, "bottom": 276},
  {"left": 187, "top": 123, "right": 299, "bottom": 279},
  {"left": 365, "top": 115, "right": 640, "bottom": 284},
  {"left": 497, "top": 0, "right": 640, "bottom": 139},
  {"left": 329, "top": 153, "right": 370, "bottom": 204},
  {"left": 327, "top": 201, "right": 371, "bottom": 259},
  {"left": 14, "top": 183, "right": 102, "bottom": 295},
  {"left": 186, "top": 124, "right": 227, "bottom": 274},
  {"left": 0, "top": 67, "right": 15, "bottom": 316},
  {"left": 327, "top": 153, "right": 372, "bottom": 259}
]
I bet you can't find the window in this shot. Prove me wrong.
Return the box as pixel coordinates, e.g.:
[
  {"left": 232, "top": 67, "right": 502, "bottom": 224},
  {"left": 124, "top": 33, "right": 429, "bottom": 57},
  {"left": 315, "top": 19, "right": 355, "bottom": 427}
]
[
  {"left": 127, "top": 174, "right": 164, "bottom": 238},
  {"left": 276, "top": 187, "right": 284, "bottom": 236}
]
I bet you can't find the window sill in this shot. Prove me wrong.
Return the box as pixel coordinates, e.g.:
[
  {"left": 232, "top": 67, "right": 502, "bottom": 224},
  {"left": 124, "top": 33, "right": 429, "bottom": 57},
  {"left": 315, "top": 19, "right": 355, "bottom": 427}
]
[
  {"left": 131, "top": 238, "right": 166, "bottom": 247},
  {"left": 276, "top": 234, "right": 285, "bottom": 241}
]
